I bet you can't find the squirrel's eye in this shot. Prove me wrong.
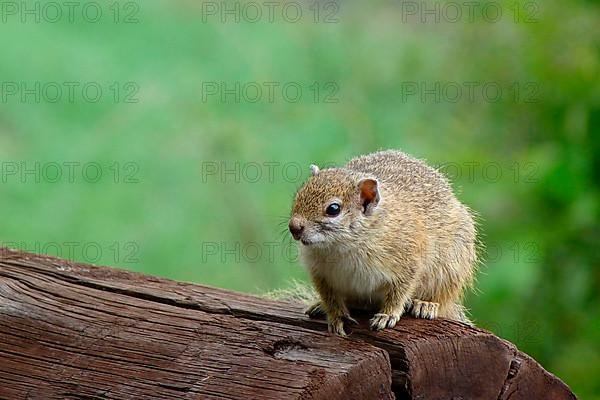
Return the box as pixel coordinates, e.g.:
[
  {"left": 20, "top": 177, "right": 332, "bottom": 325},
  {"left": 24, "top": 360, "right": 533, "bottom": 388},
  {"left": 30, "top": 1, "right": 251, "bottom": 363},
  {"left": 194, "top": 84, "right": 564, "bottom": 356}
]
[{"left": 325, "top": 203, "right": 341, "bottom": 217}]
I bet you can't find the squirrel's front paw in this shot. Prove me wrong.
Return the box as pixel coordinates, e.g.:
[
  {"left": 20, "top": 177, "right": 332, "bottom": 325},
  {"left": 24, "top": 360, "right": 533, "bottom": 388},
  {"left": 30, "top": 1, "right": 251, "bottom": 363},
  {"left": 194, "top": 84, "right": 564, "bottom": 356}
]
[
  {"left": 369, "top": 313, "right": 401, "bottom": 331},
  {"left": 327, "top": 317, "right": 348, "bottom": 337}
]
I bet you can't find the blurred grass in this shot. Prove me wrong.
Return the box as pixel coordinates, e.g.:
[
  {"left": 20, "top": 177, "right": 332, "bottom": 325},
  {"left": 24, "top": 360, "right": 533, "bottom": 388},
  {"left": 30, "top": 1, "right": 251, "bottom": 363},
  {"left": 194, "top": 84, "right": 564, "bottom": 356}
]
[{"left": 1, "top": 0, "right": 599, "bottom": 397}]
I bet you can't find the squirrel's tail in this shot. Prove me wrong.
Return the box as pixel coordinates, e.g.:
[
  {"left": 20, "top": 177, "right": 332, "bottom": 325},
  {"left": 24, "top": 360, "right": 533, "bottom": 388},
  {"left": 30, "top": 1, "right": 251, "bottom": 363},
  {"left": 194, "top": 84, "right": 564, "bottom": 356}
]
[{"left": 264, "top": 280, "right": 318, "bottom": 304}]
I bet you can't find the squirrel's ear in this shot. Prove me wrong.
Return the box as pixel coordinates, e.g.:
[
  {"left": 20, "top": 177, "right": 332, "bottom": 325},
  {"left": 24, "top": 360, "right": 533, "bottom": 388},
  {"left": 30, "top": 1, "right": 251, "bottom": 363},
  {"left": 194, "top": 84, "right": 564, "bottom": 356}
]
[
  {"left": 310, "top": 164, "right": 320, "bottom": 176},
  {"left": 358, "top": 178, "right": 380, "bottom": 215}
]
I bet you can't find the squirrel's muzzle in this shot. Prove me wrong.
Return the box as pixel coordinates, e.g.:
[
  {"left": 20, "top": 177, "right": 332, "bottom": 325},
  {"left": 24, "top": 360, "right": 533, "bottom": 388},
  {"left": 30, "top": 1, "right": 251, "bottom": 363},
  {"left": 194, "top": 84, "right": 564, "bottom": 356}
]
[{"left": 288, "top": 219, "right": 304, "bottom": 240}]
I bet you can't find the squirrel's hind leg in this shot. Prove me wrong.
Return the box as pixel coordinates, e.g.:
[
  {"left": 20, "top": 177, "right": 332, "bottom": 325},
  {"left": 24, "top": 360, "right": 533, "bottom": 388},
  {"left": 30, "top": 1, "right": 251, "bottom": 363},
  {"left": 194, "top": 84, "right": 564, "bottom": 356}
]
[
  {"left": 410, "top": 299, "right": 439, "bottom": 319},
  {"left": 438, "top": 302, "right": 473, "bottom": 325}
]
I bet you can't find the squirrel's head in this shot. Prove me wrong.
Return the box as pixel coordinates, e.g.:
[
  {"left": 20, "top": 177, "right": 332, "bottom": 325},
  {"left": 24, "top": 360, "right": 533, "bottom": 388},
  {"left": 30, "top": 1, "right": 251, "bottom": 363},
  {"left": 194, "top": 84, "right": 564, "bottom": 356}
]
[{"left": 288, "top": 164, "right": 381, "bottom": 246}]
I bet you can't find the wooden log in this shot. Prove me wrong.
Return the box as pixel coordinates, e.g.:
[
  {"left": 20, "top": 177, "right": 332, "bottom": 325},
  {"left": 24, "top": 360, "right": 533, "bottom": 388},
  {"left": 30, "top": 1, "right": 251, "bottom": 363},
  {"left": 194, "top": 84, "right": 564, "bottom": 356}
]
[
  {"left": 0, "top": 248, "right": 576, "bottom": 399},
  {"left": 0, "top": 249, "right": 391, "bottom": 400}
]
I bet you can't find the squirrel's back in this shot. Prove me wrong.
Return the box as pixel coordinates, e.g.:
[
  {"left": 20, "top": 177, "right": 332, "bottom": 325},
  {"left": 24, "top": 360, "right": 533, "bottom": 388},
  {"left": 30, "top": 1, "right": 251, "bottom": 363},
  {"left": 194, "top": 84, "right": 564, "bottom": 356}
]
[{"left": 346, "top": 150, "right": 453, "bottom": 204}]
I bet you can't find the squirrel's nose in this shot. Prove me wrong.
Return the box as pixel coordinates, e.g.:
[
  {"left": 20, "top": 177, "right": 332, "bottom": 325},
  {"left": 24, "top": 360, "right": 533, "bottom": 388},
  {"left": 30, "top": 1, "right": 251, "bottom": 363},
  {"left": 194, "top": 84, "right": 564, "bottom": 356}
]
[{"left": 288, "top": 220, "right": 304, "bottom": 240}]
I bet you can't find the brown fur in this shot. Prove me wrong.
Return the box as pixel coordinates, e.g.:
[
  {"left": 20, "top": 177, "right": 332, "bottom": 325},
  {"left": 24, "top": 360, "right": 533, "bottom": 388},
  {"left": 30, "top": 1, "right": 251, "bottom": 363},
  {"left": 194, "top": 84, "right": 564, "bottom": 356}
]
[{"left": 289, "top": 150, "right": 478, "bottom": 335}]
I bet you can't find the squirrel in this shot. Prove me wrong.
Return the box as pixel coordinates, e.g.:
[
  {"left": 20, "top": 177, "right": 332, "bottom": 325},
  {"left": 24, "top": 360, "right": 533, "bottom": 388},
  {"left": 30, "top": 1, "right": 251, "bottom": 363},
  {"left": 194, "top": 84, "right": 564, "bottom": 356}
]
[{"left": 288, "top": 150, "right": 478, "bottom": 336}]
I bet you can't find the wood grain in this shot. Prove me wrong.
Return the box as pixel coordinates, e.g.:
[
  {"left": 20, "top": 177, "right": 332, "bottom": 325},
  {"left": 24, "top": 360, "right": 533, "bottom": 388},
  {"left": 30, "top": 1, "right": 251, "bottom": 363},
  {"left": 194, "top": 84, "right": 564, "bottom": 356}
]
[
  {"left": 0, "top": 249, "right": 392, "bottom": 400},
  {"left": 0, "top": 248, "right": 576, "bottom": 399}
]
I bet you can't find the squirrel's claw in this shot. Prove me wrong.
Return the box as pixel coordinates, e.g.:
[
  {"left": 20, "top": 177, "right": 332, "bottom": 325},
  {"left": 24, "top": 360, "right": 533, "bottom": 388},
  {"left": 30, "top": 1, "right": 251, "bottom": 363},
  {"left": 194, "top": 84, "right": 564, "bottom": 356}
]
[
  {"left": 411, "top": 299, "right": 439, "bottom": 319},
  {"left": 370, "top": 313, "right": 400, "bottom": 331},
  {"left": 328, "top": 318, "right": 347, "bottom": 337}
]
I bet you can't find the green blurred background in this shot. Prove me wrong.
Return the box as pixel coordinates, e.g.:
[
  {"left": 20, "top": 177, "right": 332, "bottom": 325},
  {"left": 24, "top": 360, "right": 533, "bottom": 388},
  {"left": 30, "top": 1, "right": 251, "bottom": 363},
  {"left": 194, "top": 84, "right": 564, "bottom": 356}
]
[{"left": 0, "top": 0, "right": 598, "bottom": 397}]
